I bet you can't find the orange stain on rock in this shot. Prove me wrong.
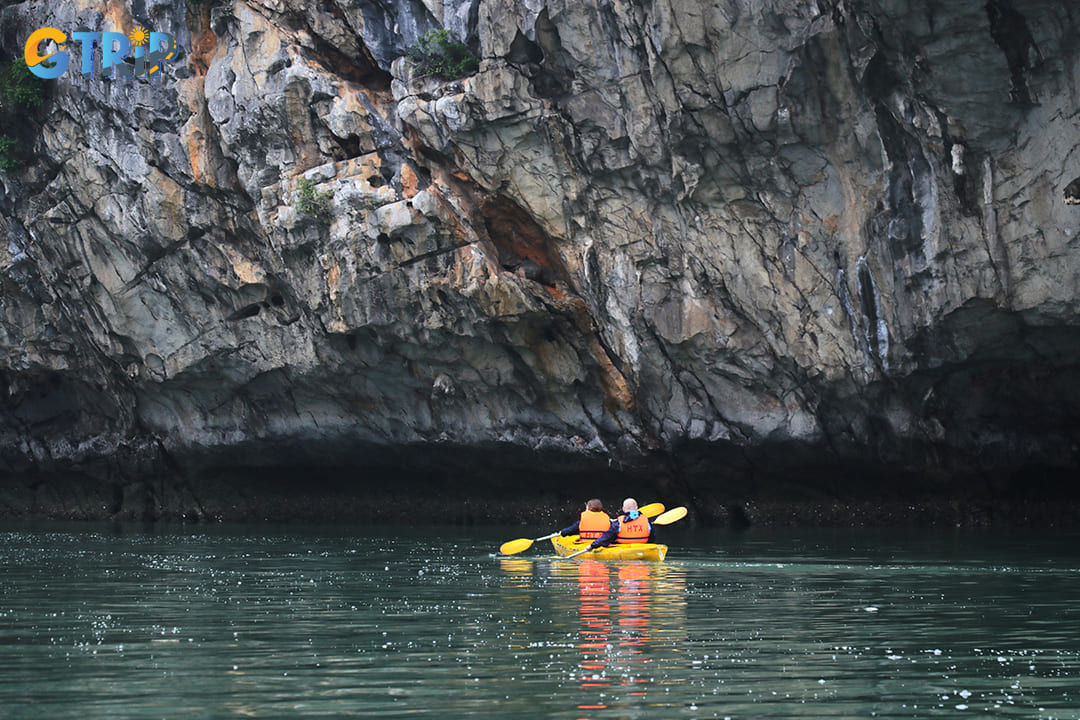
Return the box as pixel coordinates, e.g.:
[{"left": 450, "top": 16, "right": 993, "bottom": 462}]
[
  {"left": 104, "top": 0, "right": 133, "bottom": 36},
  {"left": 184, "top": 125, "right": 209, "bottom": 185},
  {"left": 544, "top": 284, "right": 568, "bottom": 300},
  {"left": 399, "top": 163, "right": 420, "bottom": 199},
  {"left": 187, "top": 3, "right": 218, "bottom": 77}
]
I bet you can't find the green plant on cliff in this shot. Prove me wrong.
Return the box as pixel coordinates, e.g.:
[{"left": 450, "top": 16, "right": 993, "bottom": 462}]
[
  {"left": 406, "top": 29, "right": 480, "bottom": 80},
  {"left": 295, "top": 178, "right": 334, "bottom": 223},
  {"left": 0, "top": 58, "right": 46, "bottom": 172},
  {"left": 1, "top": 58, "right": 45, "bottom": 110},
  {"left": 0, "top": 136, "right": 20, "bottom": 172}
]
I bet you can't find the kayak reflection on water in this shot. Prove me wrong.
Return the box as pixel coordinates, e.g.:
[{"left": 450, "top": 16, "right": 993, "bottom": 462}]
[
  {"left": 496, "top": 552, "right": 689, "bottom": 718},
  {"left": 562, "top": 561, "right": 675, "bottom": 718}
]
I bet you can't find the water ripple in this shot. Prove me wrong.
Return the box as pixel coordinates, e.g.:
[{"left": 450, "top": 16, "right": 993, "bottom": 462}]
[{"left": 2, "top": 525, "right": 1080, "bottom": 718}]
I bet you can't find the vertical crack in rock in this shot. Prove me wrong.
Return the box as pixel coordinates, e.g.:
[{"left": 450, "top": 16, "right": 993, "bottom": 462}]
[
  {"left": 985, "top": 0, "right": 1043, "bottom": 105},
  {"left": 856, "top": 257, "right": 889, "bottom": 372},
  {"left": 528, "top": 9, "right": 574, "bottom": 99},
  {"left": 864, "top": 57, "right": 935, "bottom": 272},
  {"left": 981, "top": 155, "right": 1012, "bottom": 302},
  {"left": 836, "top": 268, "right": 861, "bottom": 360}
]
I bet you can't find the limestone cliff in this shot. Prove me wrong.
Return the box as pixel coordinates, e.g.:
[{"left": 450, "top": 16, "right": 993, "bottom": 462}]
[{"left": 1, "top": 0, "right": 1079, "bottom": 523}]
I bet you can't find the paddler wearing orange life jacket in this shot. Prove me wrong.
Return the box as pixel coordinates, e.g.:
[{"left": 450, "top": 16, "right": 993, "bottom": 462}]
[
  {"left": 559, "top": 498, "right": 612, "bottom": 541},
  {"left": 585, "top": 498, "right": 652, "bottom": 550}
]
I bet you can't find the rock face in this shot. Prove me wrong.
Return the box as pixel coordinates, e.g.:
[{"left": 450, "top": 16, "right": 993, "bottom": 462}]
[{"left": 1, "top": 0, "right": 1079, "bottom": 523}]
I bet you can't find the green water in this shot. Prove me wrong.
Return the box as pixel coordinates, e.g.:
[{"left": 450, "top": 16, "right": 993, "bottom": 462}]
[{"left": 2, "top": 523, "right": 1079, "bottom": 719}]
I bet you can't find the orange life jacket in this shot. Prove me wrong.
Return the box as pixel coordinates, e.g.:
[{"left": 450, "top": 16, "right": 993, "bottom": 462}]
[
  {"left": 578, "top": 510, "right": 612, "bottom": 540},
  {"left": 616, "top": 513, "right": 650, "bottom": 544}
]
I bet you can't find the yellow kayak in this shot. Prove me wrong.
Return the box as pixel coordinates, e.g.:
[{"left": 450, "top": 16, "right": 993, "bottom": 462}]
[{"left": 551, "top": 535, "right": 668, "bottom": 561}]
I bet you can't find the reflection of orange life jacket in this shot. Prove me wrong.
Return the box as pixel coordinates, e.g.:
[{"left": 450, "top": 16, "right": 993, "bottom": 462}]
[
  {"left": 617, "top": 513, "right": 650, "bottom": 543},
  {"left": 579, "top": 510, "right": 612, "bottom": 540}
]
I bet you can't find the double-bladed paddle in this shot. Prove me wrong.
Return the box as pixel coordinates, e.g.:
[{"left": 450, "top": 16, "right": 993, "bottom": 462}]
[{"left": 498, "top": 502, "right": 667, "bottom": 555}]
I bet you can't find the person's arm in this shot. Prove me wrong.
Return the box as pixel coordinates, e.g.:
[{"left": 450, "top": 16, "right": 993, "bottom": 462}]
[
  {"left": 589, "top": 520, "right": 619, "bottom": 548},
  {"left": 559, "top": 521, "right": 580, "bottom": 537}
]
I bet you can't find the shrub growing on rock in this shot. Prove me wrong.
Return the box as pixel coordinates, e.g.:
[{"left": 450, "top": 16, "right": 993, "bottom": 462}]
[
  {"left": 0, "top": 58, "right": 45, "bottom": 110},
  {"left": 0, "top": 58, "right": 46, "bottom": 171},
  {"left": 295, "top": 178, "right": 334, "bottom": 223},
  {"left": 407, "top": 29, "right": 480, "bottom": 80}
]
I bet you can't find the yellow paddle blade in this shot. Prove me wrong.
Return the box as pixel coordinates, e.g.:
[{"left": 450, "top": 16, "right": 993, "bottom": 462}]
[
  {"left": 640, "top": 502, "right": 666, "bottom": 518},
  {"left": 653, "top": 506, "right": 688, "bottom": 525},
  {"left": 499, "top": 538, "right": 534, "bottom": 555}
]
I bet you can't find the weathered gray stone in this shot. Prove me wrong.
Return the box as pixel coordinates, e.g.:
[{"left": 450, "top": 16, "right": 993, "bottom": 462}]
[{"left": 2, "top": 0, "right": 1079, "bottom": 523}]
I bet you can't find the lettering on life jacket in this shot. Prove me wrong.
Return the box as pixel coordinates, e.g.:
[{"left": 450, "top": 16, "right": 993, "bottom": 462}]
[{"left": 616, "top": 513, "right": 650, "bottom": 544}]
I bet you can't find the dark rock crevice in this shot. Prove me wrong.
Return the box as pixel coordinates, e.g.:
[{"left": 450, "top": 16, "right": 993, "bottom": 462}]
[
  {"left": 986, "top": 0, "right": 1043, "bottom": 105},
  {"left": 482, "top": 196, "right": 565, "bottom": 290}
]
